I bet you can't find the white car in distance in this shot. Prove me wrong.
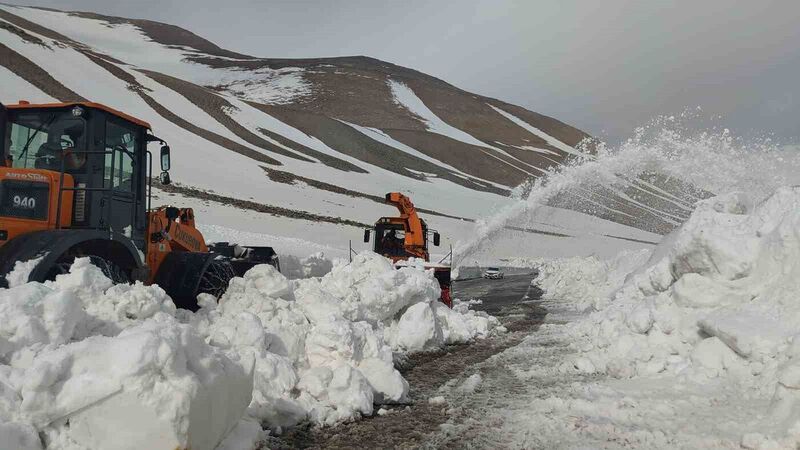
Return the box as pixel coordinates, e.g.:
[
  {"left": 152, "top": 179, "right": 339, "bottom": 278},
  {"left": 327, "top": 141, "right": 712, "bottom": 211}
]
[{"left": 483, "top": 267, "right": 504, "bottom": 279}]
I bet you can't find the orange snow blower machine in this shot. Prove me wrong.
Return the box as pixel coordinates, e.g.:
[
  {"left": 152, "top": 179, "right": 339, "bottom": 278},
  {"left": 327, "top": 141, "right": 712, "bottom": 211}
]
[
  {"left": 362, "top": 192, "right": 453, "bottom": 307},
  {"left": 0, "top": 101, "right": 278, "bottom": 310}
]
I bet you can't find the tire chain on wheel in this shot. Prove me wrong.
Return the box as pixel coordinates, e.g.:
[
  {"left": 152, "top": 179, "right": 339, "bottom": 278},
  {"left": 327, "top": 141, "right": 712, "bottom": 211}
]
[
  {"left": 47, "top": 255, "right": 130, "bottom": 284},
  {"left": 196, "top": 259, "right": 236, "bottom": 299}
]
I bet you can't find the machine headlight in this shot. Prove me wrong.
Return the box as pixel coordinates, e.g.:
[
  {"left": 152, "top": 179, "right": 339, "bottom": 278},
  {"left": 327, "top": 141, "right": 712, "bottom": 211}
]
[{"left": 71, "top": 106, "right": 84, "bottom": 117}]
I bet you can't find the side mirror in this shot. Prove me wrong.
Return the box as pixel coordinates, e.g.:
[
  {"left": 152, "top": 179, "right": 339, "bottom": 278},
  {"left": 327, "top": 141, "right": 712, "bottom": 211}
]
[
  {"left": 160, "top": 145, "right": 171, "bottom": 171},
  {"left": 159, "top": 171, "right": 171, "bottom": 185},
  {"left": 363, "top": 229, "right": 371, "bottom": 243},
  {"left": 433, "top": 232, "right": 441, "bottom": 246}
]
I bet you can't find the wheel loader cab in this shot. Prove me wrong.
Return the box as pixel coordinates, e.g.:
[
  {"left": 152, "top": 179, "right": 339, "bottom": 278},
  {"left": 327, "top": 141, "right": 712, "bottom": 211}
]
[
  {"left": 370, "top": 217, "right": 434, "bottom": 261},
  {"left": 1, "top": 102, "right": 150, "bottom": 247},
  {"left": 0, "top": 102, "right": 160, "bottom": 287}
]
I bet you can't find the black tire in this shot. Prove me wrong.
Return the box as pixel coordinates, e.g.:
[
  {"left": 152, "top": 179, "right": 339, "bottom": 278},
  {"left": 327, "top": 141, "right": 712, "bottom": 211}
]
[
  {"left": 46, "top": 255, "right": 130, "bottom": 284},
  {"left": 196, "top": 259, "right": 236, "bottom": 300}
]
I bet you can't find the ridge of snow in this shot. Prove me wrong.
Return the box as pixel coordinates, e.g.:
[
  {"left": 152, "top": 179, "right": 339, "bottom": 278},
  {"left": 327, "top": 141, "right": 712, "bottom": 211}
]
[
  {"left": 488, "top": 104, "right": 587, "bottom": 157},
  {"left": 387, "top": 80, "right": 539, "bottom": 176}
]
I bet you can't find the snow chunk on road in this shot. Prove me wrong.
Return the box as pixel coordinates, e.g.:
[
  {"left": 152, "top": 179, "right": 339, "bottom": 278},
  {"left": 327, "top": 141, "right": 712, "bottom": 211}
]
[
  {"left": 457, "top": 374, "right": 483, "bottom": 394},
  {"left": 385, "top": 302, "right": 444, "bottom": 352},
  {"left": 215, "top": 418, "right": 265, "bottom": 450},
  {"left": 428, "top": 396, "right": 446, "bottom": 405},
  {"left": 439, "top": 300, "right": 502, "bottom": 342}
]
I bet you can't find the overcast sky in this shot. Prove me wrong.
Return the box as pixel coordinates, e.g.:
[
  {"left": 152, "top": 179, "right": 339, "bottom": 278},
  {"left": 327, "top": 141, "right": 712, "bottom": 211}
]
[{"left": 19, "top": 0, "right": 800, "bottom": 143}]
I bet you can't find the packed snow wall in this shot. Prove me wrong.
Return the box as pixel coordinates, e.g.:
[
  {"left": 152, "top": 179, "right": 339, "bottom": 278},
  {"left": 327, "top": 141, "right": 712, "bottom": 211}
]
[
  {"left": 0, "top": 253, "right": 501, "bottom": 449},
  {"left": 523, "top": 186, "right": 800, "bottom": 447}
]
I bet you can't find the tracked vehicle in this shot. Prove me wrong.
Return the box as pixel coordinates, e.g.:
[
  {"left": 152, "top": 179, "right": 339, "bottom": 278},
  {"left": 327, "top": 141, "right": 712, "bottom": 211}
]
[
  {"left": 0, "top": 101, "right": 277, "bottom": 309},
  {"left": 363, "top": 192, "right": 453, "bottom": 306}
]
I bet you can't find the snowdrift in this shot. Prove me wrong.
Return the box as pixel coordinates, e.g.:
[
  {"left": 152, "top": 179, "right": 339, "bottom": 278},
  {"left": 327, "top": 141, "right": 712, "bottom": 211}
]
[
  {"left": 0, "top": 252, "right": 501, "bottom": 449},
  {"left": 541, "top": 187, "right": 800, "bottom": 447}
]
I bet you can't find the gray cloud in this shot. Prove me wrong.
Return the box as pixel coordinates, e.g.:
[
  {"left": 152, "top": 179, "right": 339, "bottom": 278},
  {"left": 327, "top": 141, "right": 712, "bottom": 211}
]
[{"left": 16, "top": 0, "right": 800, "bottom": 143}]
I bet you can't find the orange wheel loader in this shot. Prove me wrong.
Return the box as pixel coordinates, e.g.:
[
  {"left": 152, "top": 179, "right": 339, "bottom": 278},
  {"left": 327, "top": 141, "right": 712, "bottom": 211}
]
[{"left": 0, "top": 101, "right": 278, "bottom": 310}]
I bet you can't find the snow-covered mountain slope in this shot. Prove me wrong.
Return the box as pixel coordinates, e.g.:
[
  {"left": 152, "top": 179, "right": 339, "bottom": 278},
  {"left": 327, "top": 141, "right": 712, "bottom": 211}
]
[{"left": 0, "top": 5, "right": 664, "bottom": 259}]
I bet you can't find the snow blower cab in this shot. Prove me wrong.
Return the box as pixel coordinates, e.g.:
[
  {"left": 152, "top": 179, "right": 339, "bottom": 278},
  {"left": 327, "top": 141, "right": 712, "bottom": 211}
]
[
  {"left": 0, "top": 101, "right": 277, "bottom": 309},
  {"left": 363, "top": 192, "right": 452, "bottom": 307}
]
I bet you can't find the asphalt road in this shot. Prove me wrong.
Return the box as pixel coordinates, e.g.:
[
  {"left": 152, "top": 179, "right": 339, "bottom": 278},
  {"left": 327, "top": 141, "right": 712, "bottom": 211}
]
[
  {"left": 453, "top": 272, "right": 541, "bottom": 316},
  {"left": 268, "top": 271, "right": 544, "bottom": 449}
]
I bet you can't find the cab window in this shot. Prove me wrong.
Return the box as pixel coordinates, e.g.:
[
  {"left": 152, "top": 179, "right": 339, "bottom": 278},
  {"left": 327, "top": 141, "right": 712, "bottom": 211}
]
[
  {"left": 8, "top": 113, "right": 86, "bottom": 172},
  {"left": 377, "top": 226, "right": 406, "bottom": 256},
  {"left": 105, "top": 121, "right": 137, "bottom": 192}
]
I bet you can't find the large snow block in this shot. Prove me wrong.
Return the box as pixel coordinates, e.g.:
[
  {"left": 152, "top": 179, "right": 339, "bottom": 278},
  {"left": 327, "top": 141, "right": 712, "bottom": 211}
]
[
  {"left": 67, "top": 362, "right": 253, "bottom": 450},
  {"left": 20, "top": 318, "right": 253, "bottom": 450},
  {"left": 387, "top": 303, "right": 443, "bottom": 352}
]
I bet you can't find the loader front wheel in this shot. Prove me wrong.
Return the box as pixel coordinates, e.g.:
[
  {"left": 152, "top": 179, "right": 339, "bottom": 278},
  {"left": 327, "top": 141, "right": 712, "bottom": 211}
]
[
  {"left": 47, "top": 255, "right": 131, "bottom": 284},
  {"left": 154, "top": 253, "right": 237, "bottom": 311}
]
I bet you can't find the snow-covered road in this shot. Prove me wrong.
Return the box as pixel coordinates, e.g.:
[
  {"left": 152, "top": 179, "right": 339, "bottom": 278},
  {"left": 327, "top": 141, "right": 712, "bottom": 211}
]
[
  {"left": 265, "top": 272, "right": 545, "bottom": 449},
  {"left": 425, "top": 294, "right": 594, "bottom": 449}
]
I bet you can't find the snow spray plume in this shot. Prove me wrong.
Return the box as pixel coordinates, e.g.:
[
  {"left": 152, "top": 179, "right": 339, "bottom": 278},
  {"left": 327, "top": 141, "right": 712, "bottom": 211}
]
[{"left": 454, "top": 112, "right": 800, "bottom": 267}]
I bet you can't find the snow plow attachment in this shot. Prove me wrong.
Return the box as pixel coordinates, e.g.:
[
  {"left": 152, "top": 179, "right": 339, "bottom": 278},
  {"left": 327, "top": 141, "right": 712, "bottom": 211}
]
[{"left": 208, "top": 242, "right": 281, "bottom": 276}]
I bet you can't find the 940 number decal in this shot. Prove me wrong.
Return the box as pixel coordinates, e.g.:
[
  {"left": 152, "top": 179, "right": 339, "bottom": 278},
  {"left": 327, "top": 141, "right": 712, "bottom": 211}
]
[{"left": 12, "top": 195, "right": 37, "bottom": 210}]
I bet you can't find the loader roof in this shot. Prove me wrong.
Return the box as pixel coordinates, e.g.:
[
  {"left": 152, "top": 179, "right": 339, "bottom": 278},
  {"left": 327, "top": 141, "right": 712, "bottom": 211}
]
[{"left": 7, "top": 101, "right": 152, "bottom": 129}]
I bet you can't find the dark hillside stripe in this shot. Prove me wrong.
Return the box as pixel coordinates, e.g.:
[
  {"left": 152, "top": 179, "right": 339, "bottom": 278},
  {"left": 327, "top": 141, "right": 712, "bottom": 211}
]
[
  {"left": 384, "top": 129, "right": 529, "bottom": 188},
  {"left": 253, "top": 104, "right": 509, "bottom": 196},
  {"left": 79, "top": 53, "right": 281, "bottom": 165},
  {"left": 254, "top": 126, "right": 366, "bottom": 173},
  {"left": 138, "top": 69, "right": 315, "bottom": 163},
  {"left": 0, "top": 43, "right": 85, "bottom": 101}
]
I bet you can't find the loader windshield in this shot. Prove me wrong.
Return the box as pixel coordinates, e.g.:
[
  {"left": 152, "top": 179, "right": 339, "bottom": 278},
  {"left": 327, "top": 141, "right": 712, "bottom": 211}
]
[{"left": 6, "top": 112, "right": 87, "bottom": 173}]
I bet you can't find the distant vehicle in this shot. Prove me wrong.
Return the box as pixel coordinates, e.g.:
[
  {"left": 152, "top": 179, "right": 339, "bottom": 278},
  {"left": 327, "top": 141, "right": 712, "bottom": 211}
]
[{"left": 483, "top": 267, "right": 504, "bottom": 279}]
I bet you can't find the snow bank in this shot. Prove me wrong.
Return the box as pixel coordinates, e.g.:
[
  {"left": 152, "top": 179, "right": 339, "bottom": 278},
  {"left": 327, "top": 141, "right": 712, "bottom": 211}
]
[
  {"left": 547, "top": 187, "right": 800, "bottom": 446},
  {"left": 0, "top": 260, "right": 252, "bottom": 450},
  {"left": 195, "top": 252, "right": 502, "bottom": 429},
  {"left": 0, "top": 251, "right": 500, "bottom": 448},
  {"left": 523, "top": 249, "right": 651, "bottom": 313}
]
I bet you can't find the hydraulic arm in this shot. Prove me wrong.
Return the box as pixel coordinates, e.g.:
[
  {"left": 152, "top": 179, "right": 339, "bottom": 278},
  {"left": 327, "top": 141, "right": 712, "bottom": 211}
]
[{"left": 384, "top": 192, "right": 427, "bottom": 259}]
